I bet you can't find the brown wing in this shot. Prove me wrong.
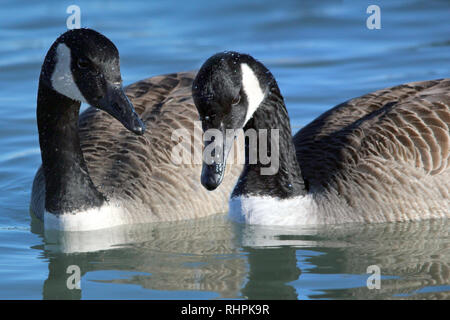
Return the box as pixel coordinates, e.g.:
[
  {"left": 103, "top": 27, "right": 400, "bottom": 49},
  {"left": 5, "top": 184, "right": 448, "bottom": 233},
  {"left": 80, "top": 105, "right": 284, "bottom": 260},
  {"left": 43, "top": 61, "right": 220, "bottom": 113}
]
[
  {"left": 293, "top": 79, "right": 450, "bottom": 221},
  {"left": 78, "top": 72, "right": 242, "bottom": 221}
]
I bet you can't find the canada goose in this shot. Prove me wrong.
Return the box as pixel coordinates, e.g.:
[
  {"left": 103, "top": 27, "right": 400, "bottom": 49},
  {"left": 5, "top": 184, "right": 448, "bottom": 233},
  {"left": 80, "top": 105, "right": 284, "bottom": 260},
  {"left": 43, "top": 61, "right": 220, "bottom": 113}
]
[
  {"left": 31, "top": 29, "right": 241, "bottom": 231},
  {"left": 192, "top": 52, "right": 450, "bottom": 225}
]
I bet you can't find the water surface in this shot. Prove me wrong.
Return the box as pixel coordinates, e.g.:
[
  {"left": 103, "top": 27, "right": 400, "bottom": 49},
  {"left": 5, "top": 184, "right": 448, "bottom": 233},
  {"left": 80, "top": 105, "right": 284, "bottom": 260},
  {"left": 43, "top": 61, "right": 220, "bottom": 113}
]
[{"left": 0, "top": 0, "right": 449, "bottom": 299}]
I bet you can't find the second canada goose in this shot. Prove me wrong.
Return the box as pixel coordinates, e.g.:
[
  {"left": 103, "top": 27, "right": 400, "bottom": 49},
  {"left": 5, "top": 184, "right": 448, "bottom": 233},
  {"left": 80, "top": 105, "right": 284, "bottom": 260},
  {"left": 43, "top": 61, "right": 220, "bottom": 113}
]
[
  {"left": 192, "top": 52, "right": 449, "bottom": 225},
  {"left": 30, "top": 29, "right": 241, "bottom": 231}
]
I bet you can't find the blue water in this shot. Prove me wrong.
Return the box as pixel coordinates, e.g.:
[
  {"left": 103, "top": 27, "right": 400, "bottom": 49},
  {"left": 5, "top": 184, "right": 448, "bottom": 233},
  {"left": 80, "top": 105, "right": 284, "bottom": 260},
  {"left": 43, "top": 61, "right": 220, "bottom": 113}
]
[{"left": 0, "top": 0, "right": 449, "bottom": 299}]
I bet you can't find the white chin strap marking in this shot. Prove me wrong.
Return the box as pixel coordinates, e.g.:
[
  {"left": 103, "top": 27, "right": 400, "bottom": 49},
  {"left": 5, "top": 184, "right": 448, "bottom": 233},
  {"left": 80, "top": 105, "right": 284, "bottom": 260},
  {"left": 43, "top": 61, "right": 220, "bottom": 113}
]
[
  {"left": 241, "top": 63, "right": 265, "bottom": 126},
  {"left": 51, "top": 43, "right": 87, "bottom": 103}
]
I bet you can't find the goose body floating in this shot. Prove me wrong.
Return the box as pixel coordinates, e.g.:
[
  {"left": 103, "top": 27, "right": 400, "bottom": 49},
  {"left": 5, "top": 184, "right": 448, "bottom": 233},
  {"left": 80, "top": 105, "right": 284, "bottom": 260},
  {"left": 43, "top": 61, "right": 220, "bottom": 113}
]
[
  {"left": 193, "top": 52, "right": 450, "bottom": 225},
  {"left": 31, "top": 29, "right": 241, "bottom": 231}
]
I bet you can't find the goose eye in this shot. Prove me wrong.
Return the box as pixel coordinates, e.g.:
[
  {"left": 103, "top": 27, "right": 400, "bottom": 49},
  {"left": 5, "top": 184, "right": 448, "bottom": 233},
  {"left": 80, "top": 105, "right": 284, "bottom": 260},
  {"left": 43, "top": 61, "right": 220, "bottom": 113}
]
[
  {"left": 77, "top": 58, "right": 89, "bottom": 69},
  {"left": 231, "top": 95, "right": 241, "bottom": 105},
  {"left": 202, "top": 114, "right": 216, "bottom": 122}
]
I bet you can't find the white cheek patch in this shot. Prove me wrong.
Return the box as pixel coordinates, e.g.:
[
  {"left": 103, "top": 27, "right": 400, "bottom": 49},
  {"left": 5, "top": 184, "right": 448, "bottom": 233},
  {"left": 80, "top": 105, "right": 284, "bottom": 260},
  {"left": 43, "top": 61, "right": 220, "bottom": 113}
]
[
  {"left": 241, "top": 63, "right": 265, "bottom": 125},
  {"left": 51, "top": 43, "right": 87, "bottom": 103}
]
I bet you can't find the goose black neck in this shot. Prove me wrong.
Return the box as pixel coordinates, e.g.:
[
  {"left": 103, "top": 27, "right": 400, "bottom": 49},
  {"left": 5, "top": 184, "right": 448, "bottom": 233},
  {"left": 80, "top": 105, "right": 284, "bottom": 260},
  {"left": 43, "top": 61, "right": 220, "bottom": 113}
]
[
  {"left": 232, "top": 84, "right": 306, "bottom": 199},
  {"left": 37, "top": 79, "right": 105, "bottom": 214}
]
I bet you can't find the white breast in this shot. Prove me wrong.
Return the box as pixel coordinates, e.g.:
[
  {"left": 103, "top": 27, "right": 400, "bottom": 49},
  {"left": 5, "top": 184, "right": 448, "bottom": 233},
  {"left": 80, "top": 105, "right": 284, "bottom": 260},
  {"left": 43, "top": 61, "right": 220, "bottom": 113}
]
[
  {"left": 229, "top": 194, "right": 319, "bottom": 226},
  {"left": 44, "top": 202, "right": 131, "bottom": 231}
]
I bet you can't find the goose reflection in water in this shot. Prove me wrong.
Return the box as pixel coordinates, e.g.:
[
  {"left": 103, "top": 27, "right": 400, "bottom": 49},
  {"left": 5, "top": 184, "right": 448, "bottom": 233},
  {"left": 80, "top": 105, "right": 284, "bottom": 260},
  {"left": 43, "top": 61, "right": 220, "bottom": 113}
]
[{"left": 30, "top": 215, "right": 450, "bottom": 300}]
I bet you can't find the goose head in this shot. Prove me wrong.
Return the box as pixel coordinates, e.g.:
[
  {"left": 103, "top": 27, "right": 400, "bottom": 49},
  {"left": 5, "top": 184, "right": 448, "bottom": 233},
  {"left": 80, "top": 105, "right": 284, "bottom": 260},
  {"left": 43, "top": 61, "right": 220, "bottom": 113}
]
[
  {"left": 40, "top": 28, "right": 145, "bottom": 135},
  {"left": 192, "top": 52, "right": 273, "bottom": 190}
]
